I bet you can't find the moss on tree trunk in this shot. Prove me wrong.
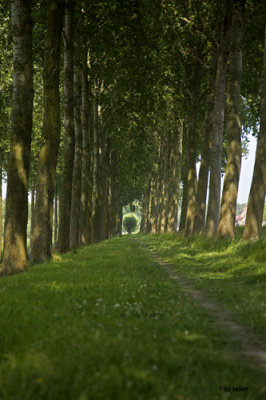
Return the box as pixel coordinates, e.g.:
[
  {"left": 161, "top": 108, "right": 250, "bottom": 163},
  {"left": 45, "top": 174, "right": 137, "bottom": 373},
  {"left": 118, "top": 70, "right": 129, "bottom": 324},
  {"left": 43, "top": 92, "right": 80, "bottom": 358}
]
[{"left": 2, "top": 0, "right": 33, "bottom": 275}]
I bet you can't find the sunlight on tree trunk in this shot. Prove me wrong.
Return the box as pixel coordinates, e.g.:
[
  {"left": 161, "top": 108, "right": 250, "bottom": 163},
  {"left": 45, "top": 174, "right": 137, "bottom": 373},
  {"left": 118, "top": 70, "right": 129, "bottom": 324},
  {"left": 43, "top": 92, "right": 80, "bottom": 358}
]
[
  {"left": 205, "top": 2, "right": 231, "bottom": 237},
  {"left": 2, "top": 0, "right": 33, "bottom": 275},
  {"left": 218, "top": 0, "right": 245, "bottom": 238},
  {"left": 243, "top": 27, "right": 266, "bottom": 240}
]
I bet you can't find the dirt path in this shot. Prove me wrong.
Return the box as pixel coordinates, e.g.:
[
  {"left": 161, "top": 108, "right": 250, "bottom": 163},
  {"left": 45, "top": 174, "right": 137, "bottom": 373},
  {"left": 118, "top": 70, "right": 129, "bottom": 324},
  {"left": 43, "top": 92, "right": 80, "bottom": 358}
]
[{"left": 138, "top": 239, "right": 266, "bottom": 375}]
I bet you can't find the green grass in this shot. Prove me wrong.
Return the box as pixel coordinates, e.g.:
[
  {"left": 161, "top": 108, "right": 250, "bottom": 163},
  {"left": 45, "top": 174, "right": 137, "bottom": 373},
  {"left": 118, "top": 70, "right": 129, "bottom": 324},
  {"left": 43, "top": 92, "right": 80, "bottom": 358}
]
[
  {"left": 139, "top": 227, "right": 266, "bottom": 340},
  {"left": 0, "top": 235, "right": 265, "bottom": 399}
]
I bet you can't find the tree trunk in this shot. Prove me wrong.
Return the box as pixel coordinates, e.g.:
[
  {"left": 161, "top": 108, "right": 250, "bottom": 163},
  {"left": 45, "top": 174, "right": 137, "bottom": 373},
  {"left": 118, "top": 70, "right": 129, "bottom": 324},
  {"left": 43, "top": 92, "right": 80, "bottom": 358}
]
[
  {"left": 193, "top": 50, "right": 218, "bottom": 235},
  {"left": 159, "top": 135, "right": 170, "bottom": 232},
  {"left": 104, "top": 140, "right": 112, "bottom": 239},
  {"left": 98, "top": 112, "right": 107, "bottom": 241},
  {"left": 110, "top": 151, "right": 121, "bottom": 237},
  {"left": 184, "top": 118, "right": 198, "bottom": 235},
  {"left": 193, "top": 96, "right": 213, "bottom": 234},
  {"left": 150, "top": 175, "right": 158, "bottom": 234},
  {"left": 91, "top": 80, "right": 100, "bottom": 242},
  {"left": 54, "top": 181, "right": 58, "bottom": 247},
  {"left": 79, "top": 61, "right": 92, "bottom": 245},
  {"left": 179, "top": 127, "right": 188, "bottom": 232},
  {"left": 140, "top": 182, "right": 151, "bottom": 233},
  {"left": 31, "top": 0, "right": 64, "bottom": 264},
  {"left": 70, "top": 65, "right": 83, "bottom": 249},
  {"left": 152, "top": 154, "right": 161, "bottom": 233},
  {"left": 243, "top": 27, "right": 266, "bottom": 240},
  {"left": 167, "top": 123, "right": 183, "bottom": 232},
  {"left": 205, "top": 2, "right": 231, "bottom": 236},
  {"left": 0, "top": 150, "right": 2, "bottom": 262},
  {"left": 185, "top": 66, "right": 201, "bottom": 236},
  {"left": 218, "top": 0, "right": 245, "bottom": 238},
  {"left": 58, "top": 0, "right": 75, "bottom": 253},
  {"left": 156, "top": 141, "right": 165, "bottom": 232},
  {"left": 2, "top": 0, "right": 33, "bottom": 275},
  {"left": 29, "top": 187, "right": 35, "bottom": 258}
]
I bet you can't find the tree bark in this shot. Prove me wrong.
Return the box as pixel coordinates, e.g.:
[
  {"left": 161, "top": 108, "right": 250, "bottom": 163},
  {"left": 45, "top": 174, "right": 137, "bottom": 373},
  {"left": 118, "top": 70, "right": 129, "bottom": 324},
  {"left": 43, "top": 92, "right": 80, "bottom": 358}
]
[
  {"left": 218, "top": 0, "right": 245, "bottom": 238},
  {"left": 159, "top": 134, "right": 170, "bottom": 232},
  {"left": 167, "top": 123, "right": 183, "bottom": 232},
  {"left": 69, "top": 65, "right": 83, "bottom": 249},
  {"left": 184, "top": 64, "right": 201, "bottom": 236},
  {"left": 0, "top": 150, "right": 2, "bottom": 263},
  {"left": 79, "top": 61, "right": 92, "bottom": 245},
  {"left": 243, "top": 27, "right": 266, "bottom": 240},
  {"left": 184, "top": 119, "right": 198, "bottom": 235},
  {"left": 193, "top": 95, "right": 213, "bottom": 234},
  {"left": 110, "top": 151, "right": 122, "bottom": 237},
  {"left": 98, "top": 111, "right": 107, "bottom": 241},
  {"left": 31, "top": 0, "right": 64, "bottom": 264},
  {"left": 58, "top": 0, "right": 75, "bottom": 253},
  {"left": 29, "top": 186, "right": 35, "bottom": 258},
  {"left": 54, "top": 181, "right": 58, "bottom": 247},
  {"left": 91, "top": 80, "right": 100, "bottom": 242},
  {"left": 150, "top": 175, "right": 158, "bottom": 234},
  {"left": 205, "top": 2, "right": 231, "bottom": 236},
  {"left": 140, "top": 181, "right": 151, "bottom": 233},
  {"left": 104, "top": 140, "right": 112, "bottom": 239},
  {"left": 2, "top": 0, "right": 33, "bottom": 275},
  {"left": 179, "top": 127, "right": 188, "bottom": 232},
  {"left": 156, "top": 140, "right": 165, "bottom": 232}
]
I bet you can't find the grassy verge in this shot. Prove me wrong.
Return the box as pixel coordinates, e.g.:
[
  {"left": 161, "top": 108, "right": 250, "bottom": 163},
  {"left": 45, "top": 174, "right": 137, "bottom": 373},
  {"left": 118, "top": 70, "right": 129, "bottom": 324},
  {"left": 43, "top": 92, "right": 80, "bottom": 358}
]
[
  {"left": 0, "top": 235, "right": 265, "bottom": 399},
  {"left": 139, "top": 227, "right": 266, "bottom": 341}
]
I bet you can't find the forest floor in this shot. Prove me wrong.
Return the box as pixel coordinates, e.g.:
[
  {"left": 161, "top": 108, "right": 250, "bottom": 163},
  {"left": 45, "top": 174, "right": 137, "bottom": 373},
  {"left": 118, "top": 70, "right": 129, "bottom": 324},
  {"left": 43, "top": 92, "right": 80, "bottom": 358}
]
[{"left": 0, "top": 230, "right": 266, "bottom": 399}]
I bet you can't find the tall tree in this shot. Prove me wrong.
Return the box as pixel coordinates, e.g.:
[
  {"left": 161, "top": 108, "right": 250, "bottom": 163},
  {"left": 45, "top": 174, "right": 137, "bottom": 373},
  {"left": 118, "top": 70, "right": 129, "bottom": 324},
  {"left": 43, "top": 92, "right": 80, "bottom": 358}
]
[
  {"left": 79, "top": 60, "right": 92, "bottom": 245},
  {"left": 31, "top": 0, "right": 64, "bottom": 264},
  {"left": 70, "top": 64, "right": 82, "bottom": 249},
  {"left": 205, "top": 0, "right": 231, "bottom": 236},
  {"left": 218, "top": 0, "right": 245, "bottom": 238},
  {"left": 184, "top": 64, "right": 201, "bottom": 236},
  {"left": 193, "top": 53, "right": 217, "bottom": 235},
  {"left": 58, "top": 0, "right": 75, "bottom": 253},
  {"left": 1, "top": 0, "right": 33, "bottom": 275},
  {"left": 243, "top": 27, "right": 266, "bottom": 240},
  {"left": 91, "top": 79, "right": 100, "bottom": 242}
]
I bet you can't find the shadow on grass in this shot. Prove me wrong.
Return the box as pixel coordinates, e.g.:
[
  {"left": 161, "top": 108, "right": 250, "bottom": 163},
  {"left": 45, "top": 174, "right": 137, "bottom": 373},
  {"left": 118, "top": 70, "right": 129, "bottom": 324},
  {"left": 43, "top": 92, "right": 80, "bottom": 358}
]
[{"left": 0, "top": 235, "right": 266, "bottom": 399}]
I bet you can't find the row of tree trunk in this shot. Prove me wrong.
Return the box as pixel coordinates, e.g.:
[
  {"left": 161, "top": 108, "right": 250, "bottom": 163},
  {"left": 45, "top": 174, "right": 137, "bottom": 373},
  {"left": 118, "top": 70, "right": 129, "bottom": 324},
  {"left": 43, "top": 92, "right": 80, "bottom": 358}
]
[
  {"left": 141, "top": 0, "right": 266, "bottom": 240},
  {"left": 1, "top": 0, "right": 123, "bottom": 275}
]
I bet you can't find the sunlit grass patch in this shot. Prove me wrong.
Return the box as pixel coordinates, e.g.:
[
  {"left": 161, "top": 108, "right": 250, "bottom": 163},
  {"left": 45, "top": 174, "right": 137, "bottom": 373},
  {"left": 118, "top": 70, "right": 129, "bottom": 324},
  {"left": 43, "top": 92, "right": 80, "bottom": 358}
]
[{"left": 140, "top": 229, "right": 266, "bottom": 338}]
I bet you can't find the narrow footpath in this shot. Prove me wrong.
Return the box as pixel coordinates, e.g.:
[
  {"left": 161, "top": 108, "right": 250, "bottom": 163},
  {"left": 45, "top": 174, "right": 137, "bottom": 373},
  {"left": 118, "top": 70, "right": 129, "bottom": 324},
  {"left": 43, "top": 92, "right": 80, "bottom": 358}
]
[{"left": 137, "top": 238, "right": 266, "bottom": 375}]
